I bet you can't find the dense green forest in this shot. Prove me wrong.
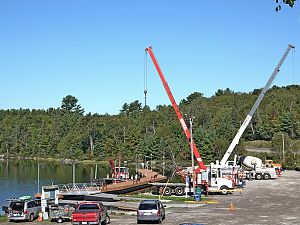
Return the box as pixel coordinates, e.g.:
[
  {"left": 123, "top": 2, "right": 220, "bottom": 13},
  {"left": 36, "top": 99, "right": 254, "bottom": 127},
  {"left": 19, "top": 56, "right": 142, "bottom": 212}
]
[{"left": 0, "top": 85, "right": 299, "bottom": 169}]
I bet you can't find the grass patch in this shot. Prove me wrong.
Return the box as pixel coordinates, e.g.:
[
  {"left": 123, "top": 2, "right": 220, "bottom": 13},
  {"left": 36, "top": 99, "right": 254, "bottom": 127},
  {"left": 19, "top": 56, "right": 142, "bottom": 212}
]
[
  {"left": 0, "top": 215, "right": 8, "bottom": 223},
  {"left": 244, "top": 140, "right": 273, "bottom": 148}
]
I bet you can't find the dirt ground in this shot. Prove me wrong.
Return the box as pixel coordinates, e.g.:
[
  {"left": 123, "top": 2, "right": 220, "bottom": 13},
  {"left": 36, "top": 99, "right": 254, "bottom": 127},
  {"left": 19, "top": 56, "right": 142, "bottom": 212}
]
[{"left": 2, "top": 170, "right": 300, "bottom": 225}]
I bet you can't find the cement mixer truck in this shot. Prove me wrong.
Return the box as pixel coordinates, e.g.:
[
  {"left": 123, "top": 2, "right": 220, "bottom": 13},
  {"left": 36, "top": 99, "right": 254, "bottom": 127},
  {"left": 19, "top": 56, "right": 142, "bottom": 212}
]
[{"left": 238, "top": 156, "right": 278, "bottom": 180}]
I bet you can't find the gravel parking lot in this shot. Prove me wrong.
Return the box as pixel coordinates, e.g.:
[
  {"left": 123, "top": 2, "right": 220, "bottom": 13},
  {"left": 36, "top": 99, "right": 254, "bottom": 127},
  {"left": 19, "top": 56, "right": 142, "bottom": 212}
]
[
  {"left": 1, "top": 170, "right": 299, "bottom": 225},
  {"left": 112, "top": 170, "right": 300, "bottom": 225}
]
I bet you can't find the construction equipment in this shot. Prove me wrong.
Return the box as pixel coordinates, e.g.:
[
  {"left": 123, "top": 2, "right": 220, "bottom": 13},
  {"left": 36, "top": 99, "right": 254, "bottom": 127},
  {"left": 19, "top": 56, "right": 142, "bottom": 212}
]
[
  {"left": 216, "top": 44, "right": 295, "bottom": 180},
  {"left": 265, "top": 159, "right": 283, "bottom": 176},
  {"left": 145, "top": 46, "right": 234, "bottom": 194},
  {"left": 145, "top": 46, "right": 206, "bottom": 172},
  {"left": 108, "top": 157, "right": 130, "bottom": 180},
  {"left": 220, "top": 44, "right": 295, "bottom": 166},
  {"left": 238, "top": 156, "right": 278, "bottom": 180}
]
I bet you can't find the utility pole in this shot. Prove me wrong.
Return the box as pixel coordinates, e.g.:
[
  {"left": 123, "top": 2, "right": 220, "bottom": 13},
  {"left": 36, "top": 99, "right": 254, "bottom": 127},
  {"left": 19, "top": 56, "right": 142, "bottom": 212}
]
[
  {"left": 282, "top": 133, "right": 285, "bottom": 163},
  {"left": 135, "top": 154, "right": 138, "bottom": 173},
  {"left": 72, "top": 161, "right": 76, "bottom": 188},
  {"left": 37, "top": 163, "right": 40, "bottom": 194},
  {"left": 190, "top": 116, "right": 195, "bottom": 195},
  {"left": 162, "top": 156, "right": 165, "bottom": 176},
  {"left": 94, "top": 163, "right": 98, "bottom": 180},
  {"left": 6, "top": 142, "right": 9, "bottom": 158}
]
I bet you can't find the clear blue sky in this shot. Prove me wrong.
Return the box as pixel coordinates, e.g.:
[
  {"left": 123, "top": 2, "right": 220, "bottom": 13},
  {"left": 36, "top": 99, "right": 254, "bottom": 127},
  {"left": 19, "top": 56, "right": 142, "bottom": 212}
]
[{"left": 0, "top": 1, "right": 299, "bottom": 115}]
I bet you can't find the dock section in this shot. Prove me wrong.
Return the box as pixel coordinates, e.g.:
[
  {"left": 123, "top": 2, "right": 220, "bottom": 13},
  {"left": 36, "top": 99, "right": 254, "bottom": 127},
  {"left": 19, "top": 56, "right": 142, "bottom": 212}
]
[
  {"left": 57, "top": 169, "right": 166, "bottom": 201},
  {"left": 101, "top": 169, "right": 167, "bottom": 195}
]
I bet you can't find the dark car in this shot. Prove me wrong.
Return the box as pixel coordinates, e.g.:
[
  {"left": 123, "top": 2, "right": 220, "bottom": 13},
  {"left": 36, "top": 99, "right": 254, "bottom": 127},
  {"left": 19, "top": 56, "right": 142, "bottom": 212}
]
[{"left": 137, "top": 200, "right": 165, "bottom": 224}]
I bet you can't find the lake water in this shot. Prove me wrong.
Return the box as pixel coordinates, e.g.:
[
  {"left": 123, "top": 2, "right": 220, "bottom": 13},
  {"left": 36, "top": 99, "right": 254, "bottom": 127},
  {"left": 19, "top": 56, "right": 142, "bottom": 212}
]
[
  {"left": 0, "top": 158, "right": 173, "bottom": 214},
  {"left": 0, "top": 159, "right": 114, "bottom": 213}
]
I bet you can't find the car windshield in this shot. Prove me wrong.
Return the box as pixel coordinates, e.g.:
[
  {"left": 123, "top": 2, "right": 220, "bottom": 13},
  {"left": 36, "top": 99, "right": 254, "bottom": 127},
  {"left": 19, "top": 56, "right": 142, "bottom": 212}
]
[
  {"left": 9, "top": 202, "right": 24, "bottom": 211},
  {"left": 78, "top": 204, "right": 99, "bottom": 210},
  {"left": 115, "top": 168, "right": 127, "bottom": 173},
  {"left": 139, "top": 203, "right": 157, "bottom": 210}
]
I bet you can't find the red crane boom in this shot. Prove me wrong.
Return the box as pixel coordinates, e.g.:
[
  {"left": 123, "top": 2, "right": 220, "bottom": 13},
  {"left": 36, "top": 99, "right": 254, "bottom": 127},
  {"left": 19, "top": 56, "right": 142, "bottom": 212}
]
[{"left": 145, "top": 46, "right": 206, "bottom": 171}]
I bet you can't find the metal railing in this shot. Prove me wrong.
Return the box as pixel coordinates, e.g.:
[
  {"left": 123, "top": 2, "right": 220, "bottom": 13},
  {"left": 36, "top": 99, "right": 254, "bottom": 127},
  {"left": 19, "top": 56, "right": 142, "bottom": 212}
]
[{"left": 57, "top": 183, "right": 102, "bottom": 195}]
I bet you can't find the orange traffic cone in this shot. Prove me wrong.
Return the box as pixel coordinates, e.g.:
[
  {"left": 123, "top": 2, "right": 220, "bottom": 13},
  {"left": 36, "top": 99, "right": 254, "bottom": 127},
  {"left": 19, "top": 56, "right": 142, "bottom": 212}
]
[
  {"left": 229, "top": 203, "right": 235, "bottom": 211},
  {"left": 38, "top": 212, "right": 43, "bottom": 221}
]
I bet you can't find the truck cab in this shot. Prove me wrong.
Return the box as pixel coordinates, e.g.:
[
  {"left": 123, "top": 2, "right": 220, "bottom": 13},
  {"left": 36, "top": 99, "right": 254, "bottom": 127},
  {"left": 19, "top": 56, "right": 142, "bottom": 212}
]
[
  {"left": 113, "top": 167, "right": 129, "bottom": 179},
  {"left": 197, "top": 166, "right": 235, "bottom": 195}
]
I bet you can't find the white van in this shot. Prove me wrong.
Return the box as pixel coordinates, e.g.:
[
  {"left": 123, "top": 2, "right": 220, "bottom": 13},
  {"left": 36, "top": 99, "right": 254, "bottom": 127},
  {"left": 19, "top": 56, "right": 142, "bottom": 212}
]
[{"left": 8, "top": 198, "right": 41, "bottom": 222}]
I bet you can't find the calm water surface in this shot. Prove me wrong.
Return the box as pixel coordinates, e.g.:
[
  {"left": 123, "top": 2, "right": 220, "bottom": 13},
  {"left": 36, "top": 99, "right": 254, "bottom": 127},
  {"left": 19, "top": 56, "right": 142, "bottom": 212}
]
[
  {"left": 0, "top": 159, "right": 113, "bottom": 212},
  {"left": 0, "top": 159, "right": 172, "bottom": 214}
]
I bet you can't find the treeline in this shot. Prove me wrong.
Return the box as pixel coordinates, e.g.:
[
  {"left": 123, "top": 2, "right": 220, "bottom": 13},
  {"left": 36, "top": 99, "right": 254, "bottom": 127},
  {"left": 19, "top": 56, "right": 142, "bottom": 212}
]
[{"left": 0, "top": 85, "right": 299, "bottom": 169}]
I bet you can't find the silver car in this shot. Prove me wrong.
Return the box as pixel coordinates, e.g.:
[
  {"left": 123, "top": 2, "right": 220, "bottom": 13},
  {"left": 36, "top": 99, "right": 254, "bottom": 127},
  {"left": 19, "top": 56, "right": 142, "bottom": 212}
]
[
  {"left": 137, "top": 200, "right": 165, "bottom": 224},
  {"left": 8, "top": 199, "right": 41, "bottom": 222}
]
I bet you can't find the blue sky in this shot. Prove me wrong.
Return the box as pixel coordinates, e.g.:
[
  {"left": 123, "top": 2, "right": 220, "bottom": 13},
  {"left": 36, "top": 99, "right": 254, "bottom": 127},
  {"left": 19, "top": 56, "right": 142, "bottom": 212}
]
[{"left": 0, "top": 1, "right": 299, "bottom": 115}]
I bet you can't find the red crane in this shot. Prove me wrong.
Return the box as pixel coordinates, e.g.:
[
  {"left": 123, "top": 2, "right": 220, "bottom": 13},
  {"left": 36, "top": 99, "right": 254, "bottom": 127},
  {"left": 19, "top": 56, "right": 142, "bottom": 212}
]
[{"left": 145, "top": 46, "right": 206, "bottom": 171}]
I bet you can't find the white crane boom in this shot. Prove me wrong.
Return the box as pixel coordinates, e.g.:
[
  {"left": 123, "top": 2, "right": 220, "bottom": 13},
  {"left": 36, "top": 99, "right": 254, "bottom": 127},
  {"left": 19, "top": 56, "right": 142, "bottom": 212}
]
[{"left": 220, "top": 44, "right": 295, "bottom": 166}]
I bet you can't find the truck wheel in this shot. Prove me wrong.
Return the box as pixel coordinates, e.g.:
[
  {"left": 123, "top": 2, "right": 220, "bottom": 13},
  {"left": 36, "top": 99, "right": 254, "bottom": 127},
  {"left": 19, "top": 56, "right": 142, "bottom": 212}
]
[
  {"left": 220, "top": 186, "right": 228, "bottom": 195},
  {"left": 163, "top": 187, "right": 172, "bottom": 196},
  {"left": 247, "top": 173, "right": 253, "bottom": 180},
  {"left": 57, "top": 218, "right": 63, "bottom": 223},
  {"left": 175, "top": 187, "right": 184, "bottom": 196},
  {"left": 101, "top": 217, "right": 110, "bottom": 225},
  {"left": 263, "top": 173, "right": 271, "bottom": 180},
  {"left": 157, "top": 216, "right": 162, "bottom": 224},
  {"left": 29, "top": 213, "right": 34, "bottom": 222},
  {"left": 152, "top": 187, "right": 160, "bottom": 195},
  {"left": 255, "top": 173, "right": 262, "bottom": 180}
]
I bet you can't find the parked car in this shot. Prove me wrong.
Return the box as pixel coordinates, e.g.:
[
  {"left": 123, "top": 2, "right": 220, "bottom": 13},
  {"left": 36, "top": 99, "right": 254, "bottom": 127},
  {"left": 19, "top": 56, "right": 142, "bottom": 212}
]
[
  {"left": 71, "top": 202, "right": 110, "bottom": 225},
  {"left": 137, "top": 200, "right": 166, "bottom": 224},
  {"left": 7, "top": 198, "right": 41, "bottom": 222}
]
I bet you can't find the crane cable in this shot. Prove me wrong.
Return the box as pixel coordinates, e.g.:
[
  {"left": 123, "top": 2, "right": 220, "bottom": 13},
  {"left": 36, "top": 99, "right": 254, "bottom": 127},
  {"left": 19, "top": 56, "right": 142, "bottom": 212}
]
[
  {"left": 144, "top": 51, "right": 148, "bottom": 107},
  {"left": 292, "top": 47, "right": 296, "bottom": 84}
]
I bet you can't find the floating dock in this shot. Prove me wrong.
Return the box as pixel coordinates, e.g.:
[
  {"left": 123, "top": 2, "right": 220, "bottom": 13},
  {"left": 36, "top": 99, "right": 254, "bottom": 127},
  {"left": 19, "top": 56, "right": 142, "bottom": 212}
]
[
  {"left": 101, "top": 169, "right": 167, "bottom": 195},
  {"left": 57, "top": 169, "right": 166, "bottom": 201}
]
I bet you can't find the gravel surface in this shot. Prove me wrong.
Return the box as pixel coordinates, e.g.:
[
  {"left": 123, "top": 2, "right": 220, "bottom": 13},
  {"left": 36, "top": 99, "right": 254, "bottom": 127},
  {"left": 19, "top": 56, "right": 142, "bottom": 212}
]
[{"left": 1, "top": 170, "right": 299, "bottom": 225}]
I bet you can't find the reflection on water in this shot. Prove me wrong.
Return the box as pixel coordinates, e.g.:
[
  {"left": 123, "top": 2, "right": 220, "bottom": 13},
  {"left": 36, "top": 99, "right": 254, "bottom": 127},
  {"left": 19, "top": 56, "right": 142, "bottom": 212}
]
[
  {"left": 0, "top": 158, "right": 176, "bottom": 214},
  {"left": 0, "top": 159, "right": 111, "bottom": 211}
]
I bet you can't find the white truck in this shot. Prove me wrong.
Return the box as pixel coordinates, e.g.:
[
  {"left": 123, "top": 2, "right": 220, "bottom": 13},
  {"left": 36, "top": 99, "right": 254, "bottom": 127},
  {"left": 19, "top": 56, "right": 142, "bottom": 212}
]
[
  {"left": 150, "top": 169, "right": 235, "bottom": 196},
  {"left": 198, "top": 165, "right": 235, "bottom": 194},
  {"left": 238, "top": 156, "right": 278, "bottom": 180}
]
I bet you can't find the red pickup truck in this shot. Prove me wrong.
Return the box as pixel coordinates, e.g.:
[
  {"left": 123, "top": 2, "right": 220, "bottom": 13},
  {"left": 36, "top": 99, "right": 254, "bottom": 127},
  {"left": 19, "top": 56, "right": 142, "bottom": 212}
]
[{"left": 71, "top": 202, "right": 110, "bottom": 225}]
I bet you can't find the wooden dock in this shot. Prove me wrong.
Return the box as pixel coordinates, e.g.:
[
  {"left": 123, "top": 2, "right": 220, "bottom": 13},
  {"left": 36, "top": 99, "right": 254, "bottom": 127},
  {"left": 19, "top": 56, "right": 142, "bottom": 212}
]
[
  {"left": 58, "top": 169, "right": 167, "bottom": 201},
  {"left": 100, "top": 169, "right": 167, "bottom": 195}
]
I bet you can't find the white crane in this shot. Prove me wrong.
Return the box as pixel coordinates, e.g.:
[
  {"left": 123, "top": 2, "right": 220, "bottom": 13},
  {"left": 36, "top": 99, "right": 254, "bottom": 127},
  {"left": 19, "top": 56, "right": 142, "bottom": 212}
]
[{"left": 220, "top": 44, "right": 295, "bottom": 166}]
